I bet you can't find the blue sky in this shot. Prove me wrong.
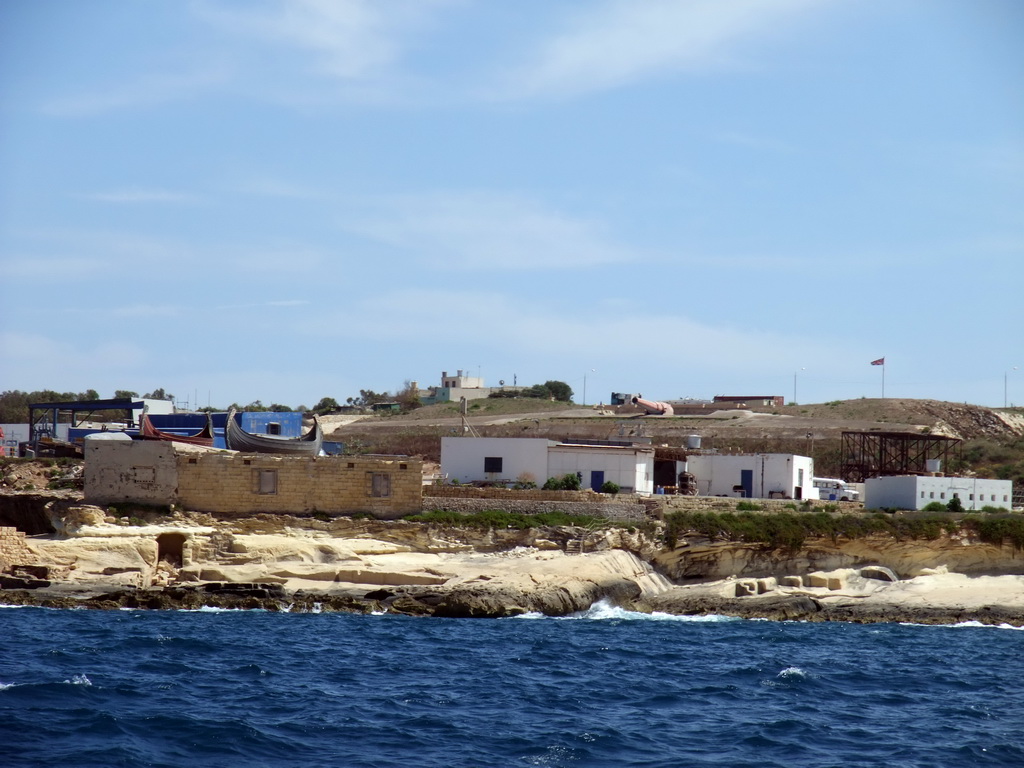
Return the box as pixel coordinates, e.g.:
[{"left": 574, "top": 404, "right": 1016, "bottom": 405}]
[{"left": 1, "top": 0, "right": 1022, "bottom": 410}]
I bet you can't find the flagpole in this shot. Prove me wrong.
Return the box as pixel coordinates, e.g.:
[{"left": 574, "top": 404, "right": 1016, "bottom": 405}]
[{"left": 882, "top": 362, "right": 885, "bottom": 399}]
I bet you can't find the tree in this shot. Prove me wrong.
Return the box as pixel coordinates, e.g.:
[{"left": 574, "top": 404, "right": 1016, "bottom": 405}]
[
  {"left": 395, "top": 380, "right": 423, "bottom": 412},
  {"left": 544, "top": 380, "right": 573, "bottom": 402},
  {"left": 346, "top": 390, "right": 388, "bottom": 407},
  {"left": 269, "top": 403, "right": 293, "bottom": 412},
  {"left": 114, "top": 390, "right": 139, "bottom": 400},
  {"left": 313, "top": 397, "right": 341, "bottom": 414},
  {"left": 144, "top": 388, "right": 174, "bottom": 401}
]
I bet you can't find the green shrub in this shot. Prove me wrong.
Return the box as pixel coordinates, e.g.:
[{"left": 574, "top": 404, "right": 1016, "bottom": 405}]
[
  {"left": 600, "top": 481, "right": 620, "bottom": 495},
  {"left": 921, "top": 501, "right": 947, "bottom": 512},
  {"left": 735, "top": 500, "right": 763, "bottom": 511},
  {"left": 946, "top": 496, "right": 964, "bottom": 513},
  {"left": 542, "top": 473, "right": 582, "bottom": 491},
  {"left": 404, "top": 509, "right": 605, "bottom": 530},
  {"left": 663, "top": 510, "right": 957, "bottom": 551}
]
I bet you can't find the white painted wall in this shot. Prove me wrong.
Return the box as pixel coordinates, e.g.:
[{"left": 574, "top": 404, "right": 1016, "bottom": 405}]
[
  {"left": 85, "top": 439, "right": 179, "bottom": 505},
  {"left": 439, "top": 437, "right": 655, "bottom": 493},
  {"left": 440, "top": 437, "right": 550, "bottom": 485},
  {"left": 687, "top": 454, "right": 815, "bottom": 500},
  {"left": 548, "top": 445, "right": 654, "bottom": 494},
  {"left": 864, "top": 476, "right": 1014, "bottom": 511}
]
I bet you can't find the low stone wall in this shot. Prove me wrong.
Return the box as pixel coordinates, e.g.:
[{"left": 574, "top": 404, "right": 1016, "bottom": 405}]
[
  {"left": 422, "top": 496, "right": 648, "bottom": 523},
  {"left": 427, "top": 486, "right": 606, "bottom": 503},
  {"left": 0, "top": 525, "right": 31, "bottom": 571},
  {"left": 651, "top": 497, "right": 865, "bottom": 515}
]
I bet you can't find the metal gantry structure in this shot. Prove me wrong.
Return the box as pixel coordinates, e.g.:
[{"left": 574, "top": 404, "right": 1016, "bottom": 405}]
[{"left": 839, "top": 431, "right": 963, "bottom": 483}]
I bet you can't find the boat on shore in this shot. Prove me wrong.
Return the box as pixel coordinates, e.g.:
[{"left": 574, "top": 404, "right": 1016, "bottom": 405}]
[
  {"left": 139, "top": 412, "right": 215, "bottom": 447},
  {"left": 225, "top": 408, "right": 323, "bottom": 455}
]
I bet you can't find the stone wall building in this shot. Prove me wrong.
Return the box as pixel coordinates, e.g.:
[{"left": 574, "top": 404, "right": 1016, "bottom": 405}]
[{"left": 85, "top": 440, "right": 422, "bottom": 518}]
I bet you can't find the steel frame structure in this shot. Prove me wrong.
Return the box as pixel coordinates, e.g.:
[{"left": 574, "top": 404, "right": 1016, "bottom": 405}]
[{"left": 840, "top": 431, "right": 963, "bottom": 482}]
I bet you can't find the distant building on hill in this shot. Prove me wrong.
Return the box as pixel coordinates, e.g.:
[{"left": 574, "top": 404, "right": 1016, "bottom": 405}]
[
  {"left": 418, "top": 370, "right": 523, "bottom": 405},
  {"left": 713, "top": 395, "right": 785, "bottom": 408}
]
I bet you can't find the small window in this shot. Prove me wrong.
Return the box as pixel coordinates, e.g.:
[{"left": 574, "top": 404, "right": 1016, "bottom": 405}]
[
  {"left": 267, "top": 422, "right": 281, "bottom": 436},
  {"left": 400, "top": 463, "right": 408, "bottom": 470},
  {"left": 940, "top": 493, "right": 945, "bottom": 499},
  {"left": 1004, "top": 495, "right": 1009, "bottom": 502},
  {"left": 484, "top": 456, "right": 503, "bottom": 473},
  {"left": 257, "top": 469, "right": 278, "bottom": 494},
  {"left": 991, "top": 494, "right": 996, "bottom": 501},
  {"left": 371, "top": 473, "right": 391, "bottom": 497},
  {"left": 347, "top": 462, "right": 355, "bottom": 468},
  {"left": 188, "top": 457, "right": 197, "bottom": 465},
  {"left": 953, "top": 492, "right": 959, "bottom": 498},
  {"left": 929, "top": 492, "right": 934, "bottom": 499},
  {"left": 920, "top": 491, "right": 925, "bottom": 498},
  {"left": 969, "top": 494, "right": 974, "bottom": 500}
]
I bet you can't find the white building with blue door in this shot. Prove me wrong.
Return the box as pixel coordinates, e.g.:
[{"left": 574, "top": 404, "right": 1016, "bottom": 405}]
[
  {"left": 440, "top": 437, "right": 655, "bottom": 494},
  {"left": 686, "top": 453, "right": 815, "bottom": 500}
]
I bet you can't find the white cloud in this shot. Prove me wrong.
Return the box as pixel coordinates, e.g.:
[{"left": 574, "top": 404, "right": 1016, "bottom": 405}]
[
  {"left": 500, "top": 0, "right": 824, "bottom": 99},
  {"left": 41, "top": 67, "right": 230, "bottom": 117},
  {"left": 196, "top": 0, "right": 454, "bottom": 81},
  {"left": 78, "top": 188, "right": 203, "bottom": 204},
  {"left": 336, "top": 191, "right": 636, "bottom": 269},
  {"left": 305, "top": 288, "right": 819, "bottom": 375}
]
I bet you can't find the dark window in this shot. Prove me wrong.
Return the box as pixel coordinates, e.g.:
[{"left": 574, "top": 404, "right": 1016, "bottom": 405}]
[
  {"left": 371, "top": 473, "right": 391, "bottom": 497},
  {"left": 484, "top": 456, "right": 503, "bottom": 473},
  {"left": 267, "top": 422, "right": 281, "bottom": 435},
  {"left": 257, "top": 469, "right": 278, "bottom": 494}
]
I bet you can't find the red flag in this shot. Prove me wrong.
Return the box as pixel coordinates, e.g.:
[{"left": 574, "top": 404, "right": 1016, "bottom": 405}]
[{"left": 871, "top": 358, "right": 885, "bottom": 366}]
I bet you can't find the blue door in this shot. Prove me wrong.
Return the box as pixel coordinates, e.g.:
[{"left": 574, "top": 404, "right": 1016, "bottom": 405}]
[
  {"left": 740, "top": 469, "right": 753, "bottom": 498},
  {"left": 590, "top": 471, "right": 605, "bottom": 491}
]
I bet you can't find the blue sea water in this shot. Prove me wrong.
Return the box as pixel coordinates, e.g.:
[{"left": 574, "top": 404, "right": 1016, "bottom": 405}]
[{"left": 1, "top": 603, "right": 1022, "bottom": 768}]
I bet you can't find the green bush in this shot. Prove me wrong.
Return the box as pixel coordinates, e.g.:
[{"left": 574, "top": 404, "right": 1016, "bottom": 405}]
[
  {"left": 542, "top": 473, "right": 582, "bottom": 491},
  {"left": 946, "top": 496, "right": 964, "bottom": 513},
  {"left": 663, "top": 510, "right": 959, "bottom": 551},
  {"left": 404, "top": 509, "right": 605, "bottom": 530},
  {"left": 600, "top": 481, "right": 620, "bottom": 495},
  {"left": 921, "top": 501, "right": 947, "bottom": 512},
  {"left": 735, "top": 500, "right": 763, "bottom": 511}
]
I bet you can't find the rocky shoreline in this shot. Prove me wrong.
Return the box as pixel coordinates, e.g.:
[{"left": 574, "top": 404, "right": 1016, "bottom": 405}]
[{"left": 2, "top": 493, "right": 1023, "bottom": 626}]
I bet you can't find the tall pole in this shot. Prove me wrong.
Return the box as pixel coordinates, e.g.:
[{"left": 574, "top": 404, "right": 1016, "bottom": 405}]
[
  {"left": 882, "top": 362, "right": 885, "bottom": 399},
  {"left": 1008, "top": 367, "right": 1019, "bottom": 408},
  {"left": 793, "top": 367, "right": 805, "bottom": 405},
  {"left": 582, "top": 368, "right": 596, "bottom": 406}
]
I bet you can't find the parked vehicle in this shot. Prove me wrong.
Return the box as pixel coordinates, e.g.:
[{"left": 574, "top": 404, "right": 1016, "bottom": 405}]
[{"left": 813, "top": 477, "right": 860, "bottom": 502}]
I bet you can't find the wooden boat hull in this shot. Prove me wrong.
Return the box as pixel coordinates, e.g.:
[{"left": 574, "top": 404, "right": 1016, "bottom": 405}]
[
  {"left": 139, "top": 413, "right": 215, "bottom": 447},
  {"left": 225, "top": 408, "right": 323, "bottom": 455}
]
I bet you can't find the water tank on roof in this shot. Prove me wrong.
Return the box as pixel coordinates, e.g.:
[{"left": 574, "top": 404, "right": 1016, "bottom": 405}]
[
  {"left": 925, "top": 459, "right": 942, "bottom": 473},
  {"left": 686, "top": 435, "right": 702, "bottom": 449}
]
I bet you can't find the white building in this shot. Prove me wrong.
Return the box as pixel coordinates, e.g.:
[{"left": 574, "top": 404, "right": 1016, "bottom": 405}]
[
  {"left": 440, "top": 436, "right": 655, "bottom": 494},
  {"left": 864, "top": 475, "right": 1014, "bottom": 511},
  {"left": 686, "top": 453, "right": 815, "bottom": 500}
]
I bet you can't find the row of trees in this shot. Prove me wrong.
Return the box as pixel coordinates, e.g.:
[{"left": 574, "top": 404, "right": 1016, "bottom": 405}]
[
  {"left": 0, "top": 388, "right": 174, "bottom": 424},
  {"left": 1, "top": 376, "right": 576, "bottom": 424},
  {"left": 488, "top": 380, "right": 574, "bottom": 402}
]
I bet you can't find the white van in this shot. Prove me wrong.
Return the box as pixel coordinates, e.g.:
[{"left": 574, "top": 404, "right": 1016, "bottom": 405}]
[{"left": 813, "top": 477, "right": 860, "bottom": 502}]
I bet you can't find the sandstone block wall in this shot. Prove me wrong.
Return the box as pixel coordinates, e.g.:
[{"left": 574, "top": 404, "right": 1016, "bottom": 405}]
[
  {"left": 428, "top": 485, "right": 608, "bottom": 503},
  {"left": 176, "top": 454, "right": 423, "bottom": 518},
  {"left": 0, "top": 526, "right": 32, "bottom": 571},
  {"left": 422, "top": 496, "right": 648, "bottom": 523},
  {"left": 85, "top": 440, "right": 179, "bottom": 506}
]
